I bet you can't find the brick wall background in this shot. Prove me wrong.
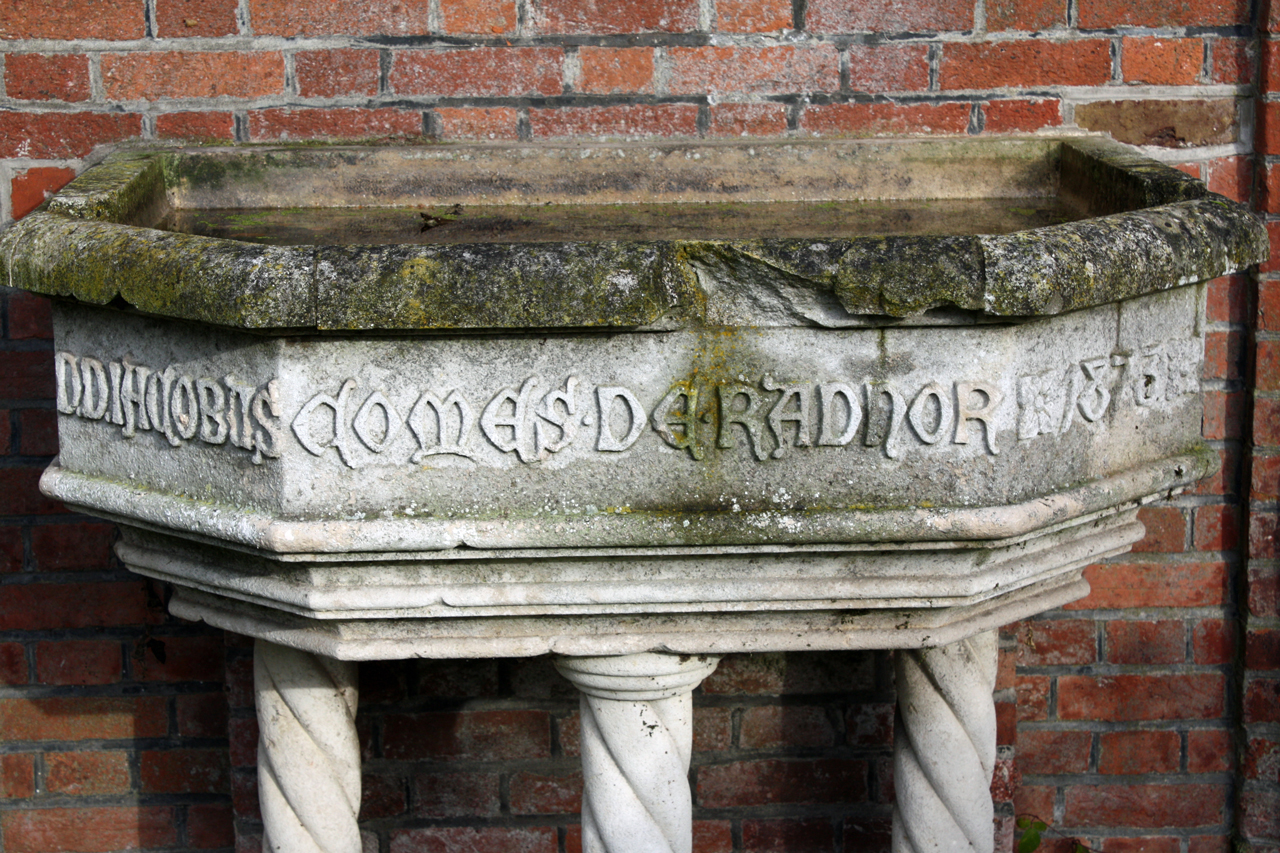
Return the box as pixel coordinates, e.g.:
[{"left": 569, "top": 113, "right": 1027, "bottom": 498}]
[{"left": 0, "top": 1, "right": 1276, "bottom": 851}]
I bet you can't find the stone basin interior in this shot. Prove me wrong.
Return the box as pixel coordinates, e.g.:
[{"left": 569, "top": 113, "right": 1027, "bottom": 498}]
[{"left": 134, "top": 136, "right": 1129, "bottom": 245}]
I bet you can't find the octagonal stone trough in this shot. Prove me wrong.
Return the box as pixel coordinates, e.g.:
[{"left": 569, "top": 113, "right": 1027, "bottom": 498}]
[{"left": 1, "top": 136, "right": 1265, "bottom": 853}]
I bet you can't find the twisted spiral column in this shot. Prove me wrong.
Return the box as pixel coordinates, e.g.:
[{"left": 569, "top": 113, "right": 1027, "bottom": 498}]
[
  {"left": 254, "top": 640, "right": 361, "bottom": 853},
  {"left": 554, "top": 653, "right": 721, "bottom": 853},
  {"left": 892, "top": 630, "right": 998, "bottom": 853}
]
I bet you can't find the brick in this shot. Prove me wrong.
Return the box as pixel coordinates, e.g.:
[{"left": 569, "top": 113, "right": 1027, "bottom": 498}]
[
  {"left": 718, "top": 0, "right": 791, "bottom": 31},
  {"left": 360, "top": 772, "right": 405, "bottom": 820},
  {"left": 941, "top": 40, "right": 1110, "bottom": 89},
  {"left": 225, "top": 654, "right": 254, "bottom": 708},
  {"left": 1018, "top": 729, "right": 1091, "bottom": 775},
  {"left": 741, "top": 818, "right": 835, "bottom": 852},
  {"left": 1252, "top": 512, "right": 1279, "bottom": 560},
  {"left": 1123, "top": 38, "right": 1203, "bottom": 85},
  {"left": 1260, "top": 340, "right": 1280, "bottom": 392},
  {"left": 1250, "top": 563, "right": 1280, "bottom": 618},
  {"left": 983, "top": 99, "right": 1062, "bottom": 133},
  {"left": 3, "top": 807, "right": 179, "bottom": 853},
  {"left": 0, "top": 643, "right": 26, "bottom": 683},
  {"left": 846, "top": 44, "right": 929, "bottom": 92},
  {"left": 1263, "top": 221, "right": 1280, "bottom": 273},
  {"left": 690, "top": 822, "right": 734, "bottom": 853},
  {"left": 383, "top": 710, "right": 549, "bottom": 761},
  {"left": 1204, "top": 389, "right": 1245, "bottom": 440},
  {"left": 0, "top": 581, "right": 156, "bottom": 631},
  {"left": 693, "top": 706, "right": 733, "bottom": 751},
  {"left": 1262, "top": 164, "right": 1280, "bottom": 214},
  {"left": 412, "top": 770, "right": 500, "bottom": 817},
  {"left": 441, "top": 0, "right": 516, "bottom": 33},
  {"left": 20, "top": 409, "right": 59, "bottom": 457},
  {"left": 36, "top": 640, "right": 121, "bottom": 685},
  {"left": 1, "top": 753, "right": 35, "bottom": 798},
  {"left": 248, "top": 107, "right": 421, "bottom": 141},
  {"left": 1247, "top": 627, "right": 1280, "bottom": 669},
  {"left": 1193, "top": 618, "right": 1235, "bottom": 664},
  {"left": 8, "top": 290, "right": 54, "bottom": 339},
  {"left": 0, "top": 468, "right": 64, "bottom": 515},
  {"left": 5, "top": 54, "right": 90, "bottom": 102},
  {"left": 177, "top": 692, "right": 229, "bottom": 738},
  {"left": 1067, "top": 783, "right": 1225, "bottom": 827},
  {"left": 1256, "top": 397, "right": 1280, "bottom": 446},
  {"left": 0, "top": 351, "right": 54, "bottom": 400},
  {"left": 1208, "top": 275, "right": 1248, "bottom": 324},
  {"left": 187, "top": 804, "right": 235, "bottom": 849},
  {"left": 1244, "top": 736, "right": 1280, "bottom": 781},
  {"left": 1105, "top": 620, "right": 1185, "bottom": 664},
  {"left": 1213, "top": 37, "right": 1255, "bottom": 85},
  {"left": 987, "top": 0, "right": 1067, "bottom": 30},
  {"left": 0, "top": 696, "right": 167, "bottom": 741},
  {"left": 392, "top": 48, "right": 563, "bottom": 97},
  {"left": 103, "top": 52, "right": 284, "bottom": 100},
  {"left": 155, "top": 111, "right": 236, "bottom": 140},
  {"left": 1207, "top": 155, "right": 1253, "bottom": 204},
  {"left": 1016, "top": 675, "right": 1050, "bottom": 721},
  {"left": 0, "top": 528, "right": 20, "bottom": 576},
  {"left": 697, "top": 758, "right": 867, "bottom": 807},
  {"left": 1194, "top": 505, "right": 1239, "bottom": 551},
  {"left": 416, "top": 658, "right": 500, "bottom": 698},
  {"left": 529, "top": 104, "right": 699, "bottom": 138},
  {"left": 249, "top": 0, "right": 431, "bottom": 35},
  {"left": 535, "top": 0, "right": 697, "bottom": 33},
  {"left": 45, "top": 750, "right": 131, "bottom": 795},
  {"left": 31, "top": 523, "right": 116, "bottom": 571},
  {"left": 135, "top": 634, "right": 225, "bottom": 682},
  {"left": 1204, "top": 330, "right": 1244, "bottom": 380},
  {"left": 12, "top": 166, "right": 77, "bottom": 219},
  {"left": 1188, "top": 729, "right": 1232, "bottom": 773},
  {"left": 1069, "top": 561, "right": 1228, "bottom": 609},
  {"left": 0, "top": 413, "right": 9, "bottom": 455},
  {"left": 1078, "top": 0, "right": 1248, "bottom": 27},
  {"left": 140, "top": 748, "right": 229, "bottom": 794},
  {"left": 1133, "top": 506, "right": 1186, "bottom": 553},
  {"left": 0, "top": 0, "right": 145, "bottom": 39},
  {"left": 1077, "top": 100, "right": 1238, "bottom": 149},
  {"left": 228, "top": 717, "right": 257, "bottom": 767},
  {"left": 740, "top": 705, "right": 836, "bottom": 749},
  {"left": 702, "top": 651, "right": 874, "bottom": 694},
  {"left": 1016, "top": 619, "right": 1096, "bottom": 665},
  {"left": 509, "top": 770, "right": 582, "bottom": 814},
  {"left": 156, "top": 0, "right": 238, "bottom": 36},
  {"left": 231, "top": 767, "right": 259, "bottom": 820},
  {"left": 807, "top": 0, "right": 972, "bottom": 32},
  {"left": 800, "top": 102, "right": 971, "bottom": 136},
  {"left": 1014, "top": 784, "right": 1055, "bottom": 820},
  {"left": 1103, "top": 840, "right": 1181, "bottom": 853},
  {"left": 1240, "top": 790, "right": 1280, "bottom": 839},
  {"left": 846, "top": 702, "right": 894, "bottom": 747},
  {"left": 296, "top": 49, "right": 380, "bottom": 98},
  {"left": 390, "top": 827, "right": 557, "bottom": 853},
  {"left": 1186, "top": 836, "right": 1230, "bottom": 853},
  {"left": 666, "top": 46, "right": 839, "bottom": 95},
  {"left": 1098, "top": 731, "right": 1180, "bottom": 774},
  {"left": 1058, "top": 674, "right": 1224, "bottom": 721},
  {"left": 577, "top": 47, "right": 655, "bottom": 94},
  {"left": 435, "top": 107, "right": 519, "bottom": 141},
  {"left": 996, "top": 699, "right": 1016, "bottom": 745},
  {"left": 708, "top": 103, "right": 789, "bottom": 136}
]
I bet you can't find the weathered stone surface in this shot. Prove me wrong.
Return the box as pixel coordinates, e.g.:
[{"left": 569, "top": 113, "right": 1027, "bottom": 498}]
[{"left": 1075, "top": 99, "right": 1239, "bottom": 148}]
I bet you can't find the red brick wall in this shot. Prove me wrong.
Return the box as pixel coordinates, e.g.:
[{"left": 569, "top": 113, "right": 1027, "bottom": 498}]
[{"left": 0, "top": 1, "right": 1274, "bottom": 851}]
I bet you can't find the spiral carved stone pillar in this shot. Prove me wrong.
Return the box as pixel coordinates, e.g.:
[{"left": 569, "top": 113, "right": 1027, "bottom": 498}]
[
  {"left": 892, "top": 630, "right": 999, "bottom": 853},
  {"left": 254, "top": 639, "right": 361, "bottom": 853},
  {"left": 554, "top": 653, "right": 721, "bottom": 853}
]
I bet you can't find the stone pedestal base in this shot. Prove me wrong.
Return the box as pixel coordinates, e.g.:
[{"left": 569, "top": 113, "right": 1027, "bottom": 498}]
[{"left": 555, "top": 653, "right": 721, "bottom": 853}]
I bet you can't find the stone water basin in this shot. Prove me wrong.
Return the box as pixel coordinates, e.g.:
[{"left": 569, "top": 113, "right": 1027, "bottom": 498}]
[{"left": 0, "top": 136, "right": 1265, "bottom": 658}]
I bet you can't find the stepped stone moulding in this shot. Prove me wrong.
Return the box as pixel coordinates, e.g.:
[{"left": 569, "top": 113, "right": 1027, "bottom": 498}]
[{"left": 1, "top": 135, "right": 1264, "bottom": 851}]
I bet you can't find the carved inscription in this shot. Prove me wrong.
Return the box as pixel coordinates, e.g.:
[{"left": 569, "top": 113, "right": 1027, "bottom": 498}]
[
  {"left": 1016, "top": 340, "right": 1199, "bottom": 442},
  {"left": 292, "top": 374, "right": 1003, "bottom": 468},
  {"left": 54, "top": 351, "right": 283, "bottom": 464}
]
